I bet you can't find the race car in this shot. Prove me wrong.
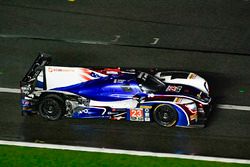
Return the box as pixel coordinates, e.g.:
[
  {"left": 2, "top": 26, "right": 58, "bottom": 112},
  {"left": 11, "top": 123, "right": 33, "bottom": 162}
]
[{"left": 20, "top": 53, "right": 212, "bottom": 128}]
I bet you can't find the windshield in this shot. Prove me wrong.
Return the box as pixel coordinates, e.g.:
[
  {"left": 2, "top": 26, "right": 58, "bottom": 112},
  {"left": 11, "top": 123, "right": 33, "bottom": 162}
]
[{"left": 136, "top": 72, "right": 166, "bottom": 93}]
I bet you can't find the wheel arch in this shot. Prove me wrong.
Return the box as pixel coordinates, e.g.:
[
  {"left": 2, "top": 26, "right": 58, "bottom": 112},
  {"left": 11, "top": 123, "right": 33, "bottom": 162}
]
[
  {"left": 141, "top": 101, "right": 190, "bottom": 126},
  {"left": 38, "top": 93, "right": 66, "bottom": 120},
  {"left": 39, "top": 91, "right": 68, "bottom": 101}
]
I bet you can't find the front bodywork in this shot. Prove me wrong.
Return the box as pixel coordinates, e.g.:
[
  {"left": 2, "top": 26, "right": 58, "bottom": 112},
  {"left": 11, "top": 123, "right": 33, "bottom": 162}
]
[{"left": 21, "top": 53, "right": 212, "bottom": 128}]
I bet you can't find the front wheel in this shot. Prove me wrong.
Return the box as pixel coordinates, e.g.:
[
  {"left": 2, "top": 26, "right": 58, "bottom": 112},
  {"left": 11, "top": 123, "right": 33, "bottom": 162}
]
[
  {"left": 38, "top": 94, "right": 65, "bottom": 121},
  {"left": 153, "top": 104, "right": 178, "bottom": 127}
]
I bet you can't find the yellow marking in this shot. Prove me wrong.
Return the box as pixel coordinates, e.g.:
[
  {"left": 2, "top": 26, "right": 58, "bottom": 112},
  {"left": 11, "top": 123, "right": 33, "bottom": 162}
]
[
  {"left": 140, "top": 106, "right": 152, "bottom": 109},
  {"left": 174, "top": 97, "right": 182, "bottom": 103},
  {"left": 188, "top": 73, "right": 197, "bottom": 79},
  {"left": 68, "top": 0, "right": 76, "bottom": 2},
  {"left": 197, "top": 92, "right": 202, "bottom": 99}
]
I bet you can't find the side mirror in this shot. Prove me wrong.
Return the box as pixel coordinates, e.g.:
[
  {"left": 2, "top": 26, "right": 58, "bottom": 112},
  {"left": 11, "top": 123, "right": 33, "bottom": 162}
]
[{"left": 132, "top": 93, "right": 147, "bottom": 101}]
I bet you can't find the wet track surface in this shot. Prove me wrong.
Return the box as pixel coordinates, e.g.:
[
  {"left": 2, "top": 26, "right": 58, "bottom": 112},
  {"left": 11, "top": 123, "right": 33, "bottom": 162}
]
[{"left": 1, "top": 0, "right": 250, "bottom": 159}]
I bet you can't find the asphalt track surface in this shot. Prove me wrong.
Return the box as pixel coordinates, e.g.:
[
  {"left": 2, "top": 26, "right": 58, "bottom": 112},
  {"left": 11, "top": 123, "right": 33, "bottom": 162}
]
[{"left": 0, "top": 1, "right": 250, "bottom": 159}]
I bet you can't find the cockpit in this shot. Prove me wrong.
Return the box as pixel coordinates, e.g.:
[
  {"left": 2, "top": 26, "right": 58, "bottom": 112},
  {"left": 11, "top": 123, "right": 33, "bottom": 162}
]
[{"left": 136, "top": 72, "right": 166, "bottom": 93}]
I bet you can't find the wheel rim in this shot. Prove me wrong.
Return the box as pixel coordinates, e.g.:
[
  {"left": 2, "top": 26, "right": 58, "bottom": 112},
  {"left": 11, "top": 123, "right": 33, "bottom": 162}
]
[
  {"left": 40, "top": 99, "right": 61, "bottom": 119},
  {"left": 154, "top": 104, "right": 177, "bottom": 127}
]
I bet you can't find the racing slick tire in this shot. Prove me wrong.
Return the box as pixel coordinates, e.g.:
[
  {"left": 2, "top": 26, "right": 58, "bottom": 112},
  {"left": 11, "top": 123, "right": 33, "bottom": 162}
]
[
  {"left": 38, "top": 94, "right": 65, "bottom": 121},
  {"left": 153, "top": 104, "right": 178, "bottom": 127}
]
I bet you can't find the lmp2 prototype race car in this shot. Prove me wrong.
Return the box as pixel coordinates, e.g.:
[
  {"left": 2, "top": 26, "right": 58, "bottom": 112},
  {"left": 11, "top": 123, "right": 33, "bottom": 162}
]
[{"left": 20, "top": 53, "right": 212, "bottom": 128}]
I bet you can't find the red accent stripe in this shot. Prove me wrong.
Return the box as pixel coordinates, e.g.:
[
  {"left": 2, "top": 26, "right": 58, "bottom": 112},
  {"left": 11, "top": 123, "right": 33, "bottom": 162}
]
[
  {"left": 80, "top": 74, "right": 91, "bottom": 81},
  {"left": 80, "top": 68, "right": 92, "bottom": 75}
]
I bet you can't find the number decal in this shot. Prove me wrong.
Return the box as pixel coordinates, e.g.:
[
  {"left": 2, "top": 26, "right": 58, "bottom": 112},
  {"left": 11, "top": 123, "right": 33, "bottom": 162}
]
[
  {"left": 130, "top": 109, "right": 144, "bottom": 121},
  {"left": 166, "top": 85, "right": 182, "bottom": 93},
  {"left": 131, "top": 109, "right": 143, "bottom": 117}
]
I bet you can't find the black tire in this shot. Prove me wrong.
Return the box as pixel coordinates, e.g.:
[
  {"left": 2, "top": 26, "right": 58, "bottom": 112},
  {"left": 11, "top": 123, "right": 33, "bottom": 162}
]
[
  {"left": 38, "top": 94, "right": 65, "bottom": 121},
  {"left": 153, "top": 104, "right": 178, "bottom": 127}
]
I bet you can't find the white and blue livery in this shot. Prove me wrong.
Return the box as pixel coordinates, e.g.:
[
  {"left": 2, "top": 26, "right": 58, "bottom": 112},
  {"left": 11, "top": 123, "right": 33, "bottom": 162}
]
[{"left": 20, "top": 53, "right": 212, "bottom": 128}]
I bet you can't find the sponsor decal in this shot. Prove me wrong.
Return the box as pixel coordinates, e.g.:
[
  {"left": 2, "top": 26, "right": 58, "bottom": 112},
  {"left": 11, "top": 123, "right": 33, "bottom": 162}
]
[
  {"left": 21, "top": 86, "right": 32, "bottom": 94},
  {"left": 48, "top": 67, "right": 74, "bottom": 73},
  {"left": 78, "top": 109, "right": 89, "bottom": 114},
  {"left": 114, "top": 79, "right": 126, "bottom": 83},
  {"left": 174, "top": 97, "right": 182, "bottom": 103},
  {"left": 140, "top": 105, "right": 152, "bottom": 109},
  {"left": 188, "top": 73, "right": 197, "bottom": 79},
  {"left": 90, "top": 72, "right": 101, "bottom": 78},
  {"left": 130, "top": 108, "right": 144, "bottom": 121},
  {"left": 144, "top": 108, "right": 150, "bottom": 122},
  {"left": 108, "top": 112, "right": 119, "bottom": 115},
  {"left": 166, "top": 85, "right": 182, "bottom": 93}
]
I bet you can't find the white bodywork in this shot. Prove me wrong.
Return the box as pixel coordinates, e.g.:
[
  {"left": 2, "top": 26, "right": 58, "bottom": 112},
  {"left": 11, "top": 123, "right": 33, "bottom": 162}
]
[
  {"left": 155, "top": 72, "right": 209, "bottom": 94},
  {"left": 36, "top": 68, "right": 208, "bottom": 109},
  {"left": 37, "top": 66, "right": 107, "bottom": 90},
  {"left": 90, "top": 99, "right": 139, "bottom": 109}
]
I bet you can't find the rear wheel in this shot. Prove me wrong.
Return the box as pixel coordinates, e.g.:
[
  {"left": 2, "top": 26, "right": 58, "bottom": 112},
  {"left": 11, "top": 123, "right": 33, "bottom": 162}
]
[
  {"left": 153, "top": 104, "right": 178, "bottom": 127},
  {"left": 38, "top": 94, "right": 65, "bottom": 120}
]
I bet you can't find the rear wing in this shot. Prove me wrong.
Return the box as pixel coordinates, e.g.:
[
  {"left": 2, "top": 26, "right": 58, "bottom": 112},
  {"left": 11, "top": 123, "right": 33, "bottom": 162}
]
[{"left": 20, "top": 53, "right": 51, "bottom": 95}]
